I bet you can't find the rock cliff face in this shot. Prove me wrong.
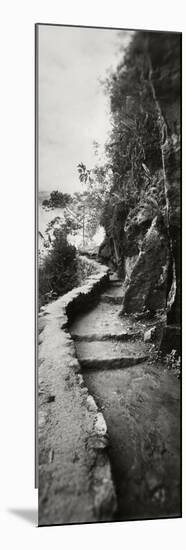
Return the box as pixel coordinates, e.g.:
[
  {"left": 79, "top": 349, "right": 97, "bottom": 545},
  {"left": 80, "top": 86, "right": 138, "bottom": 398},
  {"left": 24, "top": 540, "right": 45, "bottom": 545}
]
[
  {"left": 122, "top": 216, "right": 170, "bottom": 314},
  {"left": 99, "top": 32, "right": 181, "bottom": 353},
  {"left": 149, "top": 33, "right": 181, "bottom": 332},
  {"left": 162, "top": 138, "right": 181, "bottom": 327},
  {"left": 99, "top": 236, "right": 117, "bottom": 271},
  {"left": 149, "top": 33, "right": 181, "bottom": 351}
]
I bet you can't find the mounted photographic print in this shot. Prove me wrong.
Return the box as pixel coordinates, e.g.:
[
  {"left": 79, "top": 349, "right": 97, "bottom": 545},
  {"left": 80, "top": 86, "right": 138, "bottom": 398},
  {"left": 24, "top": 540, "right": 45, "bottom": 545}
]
[{"left": 36, "top": 24, "right": 181, "bottom": 527}]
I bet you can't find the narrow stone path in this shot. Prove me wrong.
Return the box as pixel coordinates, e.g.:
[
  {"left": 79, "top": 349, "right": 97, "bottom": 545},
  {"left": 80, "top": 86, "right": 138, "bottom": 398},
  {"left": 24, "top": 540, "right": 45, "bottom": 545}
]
[{"left": 70, "top": 274, "right": 181, "bottom": 520}]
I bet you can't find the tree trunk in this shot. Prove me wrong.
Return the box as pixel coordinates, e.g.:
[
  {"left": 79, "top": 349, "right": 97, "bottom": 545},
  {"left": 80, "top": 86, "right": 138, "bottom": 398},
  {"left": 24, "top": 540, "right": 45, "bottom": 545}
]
[{"left": 82, "top": 202, "right": 85, "bottom": 247}]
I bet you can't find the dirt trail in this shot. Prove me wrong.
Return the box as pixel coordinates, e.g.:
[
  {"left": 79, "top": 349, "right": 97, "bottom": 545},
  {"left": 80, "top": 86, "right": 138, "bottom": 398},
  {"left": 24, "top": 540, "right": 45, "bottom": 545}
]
[{"left": 70, "top": 275, "right": 181, "bottom": 520}]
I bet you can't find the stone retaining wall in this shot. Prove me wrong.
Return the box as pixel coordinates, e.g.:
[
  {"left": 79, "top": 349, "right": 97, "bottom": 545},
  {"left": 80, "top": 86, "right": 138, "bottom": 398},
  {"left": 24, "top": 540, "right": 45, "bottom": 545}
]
[{"left": 38, "top": 260, "right": 117, "bottom": 526}]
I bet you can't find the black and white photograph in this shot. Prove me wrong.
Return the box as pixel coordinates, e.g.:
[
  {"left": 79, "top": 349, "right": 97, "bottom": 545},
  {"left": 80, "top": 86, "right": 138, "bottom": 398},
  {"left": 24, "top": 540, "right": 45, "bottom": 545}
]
[{"left": 36, "top": 24, "right": 181, "bottom": 527}]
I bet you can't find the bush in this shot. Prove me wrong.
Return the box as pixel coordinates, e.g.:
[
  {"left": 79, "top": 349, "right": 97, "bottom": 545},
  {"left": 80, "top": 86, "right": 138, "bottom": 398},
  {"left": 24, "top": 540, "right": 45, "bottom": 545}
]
[
  {"left": 148, "top": 346, "right": 181, "bottom": 378},
  {"left": 163, "top": 350, "right": 181, "bottom": 378},
  {"left": 42, "top": 190, "right": 71, "bottom": 209},
  {"left": 39, "top": 229, "right": 78, "bottom": 307}
]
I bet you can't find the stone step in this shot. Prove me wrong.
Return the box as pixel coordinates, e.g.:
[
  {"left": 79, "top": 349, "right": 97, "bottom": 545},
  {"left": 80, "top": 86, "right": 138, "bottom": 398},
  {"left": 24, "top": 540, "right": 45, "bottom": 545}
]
[
  {"left": 107, "top": 284, "right": 123, "bottom": 294},
  {"left": 70, "top": 302, "right": 138, "bottom": 341},
  {"left": 75, "top": 340, "right": 148, "bottom": 370},
  {"left": 109, "top": 281, "right": 123, "bottom": 288},
  {"left": 72, "top": 329, "right": 142, "bottom": 342},
  {"left": 101, "top": 285, "right": 123, "bottom": 301},
  {"left": 100, "top": 294, "right": 123, "bottom": 305}
]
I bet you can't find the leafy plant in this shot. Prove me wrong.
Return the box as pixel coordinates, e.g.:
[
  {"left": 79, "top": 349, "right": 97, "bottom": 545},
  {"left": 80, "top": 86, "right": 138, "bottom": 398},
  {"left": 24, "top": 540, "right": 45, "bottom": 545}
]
[
  {"left": 148, "top": 346, "right": 181, "bottom": 378},
  {"left": 163, "top": 350, "right": 181, "bottom": 377},
  {"left": 39, "top": 228, "right": 78, "bottom": 307}
]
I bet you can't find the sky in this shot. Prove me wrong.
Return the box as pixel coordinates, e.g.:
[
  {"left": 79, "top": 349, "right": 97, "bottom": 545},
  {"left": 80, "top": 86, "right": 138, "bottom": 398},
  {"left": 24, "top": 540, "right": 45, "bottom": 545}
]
[{"left": 38, "top": 25, "right": 132, "bottom": 194}]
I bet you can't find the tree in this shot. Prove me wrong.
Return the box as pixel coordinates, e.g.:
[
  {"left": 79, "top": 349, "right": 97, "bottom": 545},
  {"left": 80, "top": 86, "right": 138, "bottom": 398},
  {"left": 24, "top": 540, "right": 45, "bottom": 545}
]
[
  {"left": 76, "top": 162, "right": 106, "bottom": 246},
  {"left": 42, "top": 190, "right": 71, "bottom": 209},
  {"left": 39, "top": 228, "right": 78, "bottom": 307},
  {"left": 77, "top": 163, "right": 93, "bottom": 246}
]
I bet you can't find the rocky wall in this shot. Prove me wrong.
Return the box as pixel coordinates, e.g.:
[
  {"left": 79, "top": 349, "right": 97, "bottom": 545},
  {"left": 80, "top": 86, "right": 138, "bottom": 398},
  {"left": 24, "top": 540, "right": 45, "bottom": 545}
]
[{"left": 122, "top": 216, "right": 170, "bottom": 315}]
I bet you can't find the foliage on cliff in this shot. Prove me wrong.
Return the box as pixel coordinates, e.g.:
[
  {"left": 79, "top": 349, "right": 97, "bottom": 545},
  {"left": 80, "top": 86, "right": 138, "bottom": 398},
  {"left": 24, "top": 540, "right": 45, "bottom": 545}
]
[{"left": 98, "top": 31, "right": 180, "bottom": 270}]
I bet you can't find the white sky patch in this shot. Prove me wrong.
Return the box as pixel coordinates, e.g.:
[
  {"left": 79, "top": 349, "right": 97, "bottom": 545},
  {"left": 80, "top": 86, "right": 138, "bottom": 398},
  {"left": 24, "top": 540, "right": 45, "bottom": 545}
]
[{"left": 38, "top": 25, "right": 132, "bottom": 194}]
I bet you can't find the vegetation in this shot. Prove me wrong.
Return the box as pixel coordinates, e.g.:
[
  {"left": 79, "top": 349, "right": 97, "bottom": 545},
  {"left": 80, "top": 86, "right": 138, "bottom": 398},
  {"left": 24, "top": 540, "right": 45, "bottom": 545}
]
[
  {"left": 39, "top": 175, "right": 104, "bottom": 307},
  {"left": 93, "top": 31, "right": 180, "bottom": 301},
  {"left": 98, "top": 33, "right": 163, "bottom": 260},
  {"left": 42, "top": 190, "right": 72, "bottom": 209},
  {"left": 75, "top": 164, "right": 108, "bottom": 246},
  {"left": 149, "top": 346, "right": 181, "bottom": 378},
  {"left": 66, "top": 33, "right": 177, "bottom": 271},
  {"left": 39, "top": 228, "right": 78, "bottom": 307},
  {"left": 164, "top": 350, "right": 181, "bottom": 378},
  {"left": 39, "top": 30, "right": 180, "bottom": 338}
]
